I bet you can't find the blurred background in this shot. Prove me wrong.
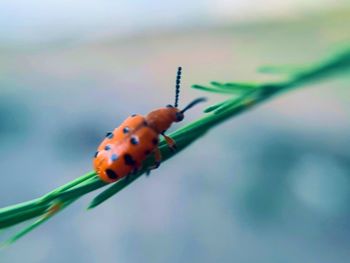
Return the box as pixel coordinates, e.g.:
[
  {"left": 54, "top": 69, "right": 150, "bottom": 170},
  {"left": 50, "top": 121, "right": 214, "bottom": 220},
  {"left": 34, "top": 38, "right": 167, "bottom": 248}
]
[{"left": 1, "top": 1, "right": 350, "bottom": 262}]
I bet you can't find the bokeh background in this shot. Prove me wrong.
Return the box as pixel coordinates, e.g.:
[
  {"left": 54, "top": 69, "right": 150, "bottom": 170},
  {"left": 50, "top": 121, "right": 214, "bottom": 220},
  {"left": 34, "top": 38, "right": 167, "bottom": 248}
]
[{"left": 1, "top": 1, "right": 350, "bottom": 262}]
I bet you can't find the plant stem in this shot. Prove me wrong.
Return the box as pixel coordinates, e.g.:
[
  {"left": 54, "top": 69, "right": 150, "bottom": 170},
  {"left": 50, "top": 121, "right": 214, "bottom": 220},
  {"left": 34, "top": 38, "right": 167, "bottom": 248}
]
[{"left": 0, "top": 48, "right": 349, "bottom": 244}]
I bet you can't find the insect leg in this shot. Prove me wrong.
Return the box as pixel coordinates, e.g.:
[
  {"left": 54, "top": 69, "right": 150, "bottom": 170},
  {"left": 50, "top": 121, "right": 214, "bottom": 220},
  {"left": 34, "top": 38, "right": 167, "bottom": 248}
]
[
  {"left": 125, "top": 165, "right": 141, "bottom": 182},
  {"left": 146, "top": 147, "right": 162, "bottom": 176},
  {"left": 132, "top": 166, "right": 140, "bottom": 175},
  {"left": 161, "top": 133, "right": 177, "bottom": 152}
]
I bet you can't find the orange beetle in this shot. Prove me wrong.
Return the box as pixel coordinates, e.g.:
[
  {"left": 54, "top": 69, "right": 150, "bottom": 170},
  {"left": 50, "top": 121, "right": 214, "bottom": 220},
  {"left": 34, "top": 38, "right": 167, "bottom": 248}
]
[{"left": 93, "top": 67, "right": 206, "bottom": 183}]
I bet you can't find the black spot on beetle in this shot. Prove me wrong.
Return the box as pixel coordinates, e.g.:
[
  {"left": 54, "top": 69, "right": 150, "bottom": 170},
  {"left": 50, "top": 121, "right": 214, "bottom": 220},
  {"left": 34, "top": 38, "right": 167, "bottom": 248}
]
[
  {"left": 111, "top": 153, "right": 118, "bottom": 162},
  {"left": 124, "top": 154, "right": 136, "bottom": 166},
  {"left": 152, "top": 138, "right": 159, "bottom": 145},
  {"left": 131, "top": 114, "right": 137, "bottom": 117},
  {"left": 143, "top": 121, "right": 148, "bottom": 126},
  {"left": 123, "top": 127, "right": 130, "bottom": 134},
  {"left": 105, "top": 145, "right": 111, "bottom": 151},
  {"left": 130, "top": 136, "right": 139, "bottom": 145},
  {"left": 106, "top": 132, "right": 113, "bottom": 139},
  {"left": 105, "top": 169, "right": 118, "bottom": 179},
  {"left": 144, "top": 149, "right": 151, "bottom": 155}
]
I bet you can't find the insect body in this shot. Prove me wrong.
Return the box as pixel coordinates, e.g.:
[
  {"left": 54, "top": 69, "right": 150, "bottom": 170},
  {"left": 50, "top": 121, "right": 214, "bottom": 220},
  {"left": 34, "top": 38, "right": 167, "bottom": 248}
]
[{"left": 93, "top": 67, "right": 206, "bottom": 183}]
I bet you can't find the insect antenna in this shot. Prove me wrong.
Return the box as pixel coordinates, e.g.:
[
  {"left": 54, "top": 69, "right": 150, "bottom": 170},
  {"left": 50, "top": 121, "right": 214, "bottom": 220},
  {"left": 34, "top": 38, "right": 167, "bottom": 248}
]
[
  {"left": 180, "top": 97, "right": 207, "bottom": 113},
  {"left": 174, "top": 66, "right": 182, "bottom": 108}
]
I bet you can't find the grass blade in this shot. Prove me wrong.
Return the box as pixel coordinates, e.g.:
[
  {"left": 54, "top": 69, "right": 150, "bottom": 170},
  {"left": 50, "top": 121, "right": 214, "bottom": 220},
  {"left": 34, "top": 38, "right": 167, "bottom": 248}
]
[
  {"left": 1, "top": 200, "right": 75, "bottom": 246},
  {"left": 192, "top": 84, "right": 238, "bottom": 94}
]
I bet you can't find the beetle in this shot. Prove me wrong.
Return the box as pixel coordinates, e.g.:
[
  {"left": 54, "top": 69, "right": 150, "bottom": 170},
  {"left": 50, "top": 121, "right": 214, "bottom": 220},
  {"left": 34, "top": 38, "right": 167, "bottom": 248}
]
[{"left": 93, "top": 67, "right": 206, "bottom": 183}]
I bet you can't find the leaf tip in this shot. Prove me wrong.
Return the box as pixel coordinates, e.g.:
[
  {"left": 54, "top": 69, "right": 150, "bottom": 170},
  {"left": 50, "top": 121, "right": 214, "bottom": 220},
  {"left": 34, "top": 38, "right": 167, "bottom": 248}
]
[
  {"left": 86, "top": 203, "right": 96, "bottom": 210},
  {"left": 210, "top": 81, "right": 223, "bottom": 87}
]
